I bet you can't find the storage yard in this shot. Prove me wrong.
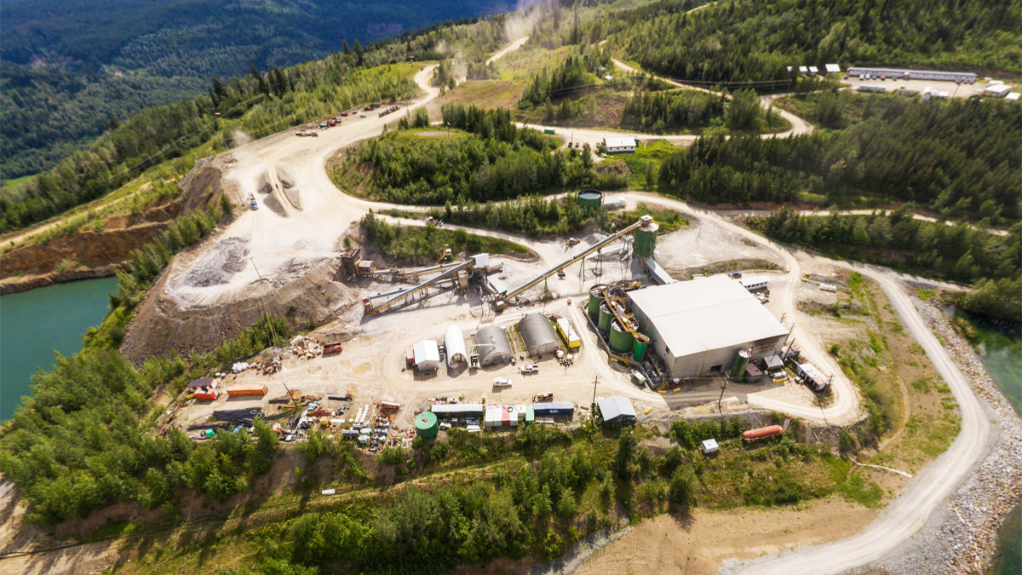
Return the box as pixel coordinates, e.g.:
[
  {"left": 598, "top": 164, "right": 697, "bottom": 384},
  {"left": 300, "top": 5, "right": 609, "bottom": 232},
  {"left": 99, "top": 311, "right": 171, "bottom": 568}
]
[{"left": 168, "top": 194, "right": 837, "bottom": 450}]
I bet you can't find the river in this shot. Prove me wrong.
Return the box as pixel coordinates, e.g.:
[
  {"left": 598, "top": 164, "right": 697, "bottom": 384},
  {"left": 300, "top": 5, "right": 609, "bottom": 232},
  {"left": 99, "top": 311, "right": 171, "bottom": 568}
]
[
  {"left": 957, "top": 311, "right": 1022, "bottom": 575},
  {"left": 0, "top": 277, "right": 119, "bottom": 421}
]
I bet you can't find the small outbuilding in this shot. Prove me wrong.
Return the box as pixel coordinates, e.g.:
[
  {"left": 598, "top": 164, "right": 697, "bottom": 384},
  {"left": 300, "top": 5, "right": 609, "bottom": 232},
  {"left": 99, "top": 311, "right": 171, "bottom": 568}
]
[
  {"left": 597, "top": 396, "right": 637, "bottom": 425},
  {"left": 475, "top": 326, "right": 513, "bottom": 366},
  {"left": 413, "top": 340, "right": 440, "bottom": 371},
  {"left": 701, "top": 439, "right": 719, "bottom": 454},
  {"left": 602, "top": 137, "right": 636, "bottom": 153},
  {"left": 519, "top": 314, "right": 560, "bottom": 357},
  {"left": 445, "top": 325, "right": 468, "bottom": 367}
]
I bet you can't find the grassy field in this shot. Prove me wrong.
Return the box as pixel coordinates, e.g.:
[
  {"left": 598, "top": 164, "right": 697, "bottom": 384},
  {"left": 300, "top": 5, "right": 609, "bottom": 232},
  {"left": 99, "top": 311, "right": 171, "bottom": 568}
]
[
  {"left": 618, "top": 140, "right": 678, "bottom": 191},
  {"left": 497, "top": 45, "right": 574, "bottom": 81},
  {"left": 426, "top": 79, "right": 530, "bottom": 120},
  {"left": 2, "top": 174, "right": 37, "bottom": 192}
]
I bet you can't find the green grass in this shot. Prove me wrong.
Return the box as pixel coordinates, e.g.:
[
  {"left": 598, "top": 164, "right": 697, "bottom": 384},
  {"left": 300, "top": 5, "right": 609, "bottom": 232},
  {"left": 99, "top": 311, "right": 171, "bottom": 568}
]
[
  {"left": 619, "top": 140, "right": 678, "bottom": 191},
  {"left": 916, "top": 288, "right": 937, "bottom": 301},
  {"left": 3, "top": 174, "right": 36, "bottom": 192},
  {"left": 836, "top": 473, "right": 884, "bottom": 508}
]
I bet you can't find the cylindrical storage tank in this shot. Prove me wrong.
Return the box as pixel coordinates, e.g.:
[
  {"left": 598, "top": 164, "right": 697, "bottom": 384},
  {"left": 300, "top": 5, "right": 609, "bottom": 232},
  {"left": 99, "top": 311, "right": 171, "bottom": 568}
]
[
  {"left": 415, "top": 412, "right": 439, "bottom": 439},
  {"left": 633, "top": 339, "right": 649, "bottom": 362},
  {"left": 633, "top": 219, "right": 659, "bottom": 258},
  {"left": 609, "top": 321, "right": 635, "bottom": 354},
  {"left": 577, "top": 189, "right": 603, "bottom": 211},
  {"left": 588, "top": 286, "right": 605, "bottom": 318},
  {"left": 742, "top": 425, "right": 784, "bottom": 441},
  {"left": 731, "top": 349, "right": 751, "bottom": 379},
  {"left": 598, "top": 303, "right": 613, "bottom": 332}
]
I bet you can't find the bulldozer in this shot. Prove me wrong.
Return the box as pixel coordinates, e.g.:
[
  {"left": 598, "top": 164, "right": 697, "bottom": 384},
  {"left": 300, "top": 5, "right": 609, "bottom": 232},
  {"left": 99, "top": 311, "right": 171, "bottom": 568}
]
[{"left": 565, "top": 237, "right": 581, "bottom": 247}]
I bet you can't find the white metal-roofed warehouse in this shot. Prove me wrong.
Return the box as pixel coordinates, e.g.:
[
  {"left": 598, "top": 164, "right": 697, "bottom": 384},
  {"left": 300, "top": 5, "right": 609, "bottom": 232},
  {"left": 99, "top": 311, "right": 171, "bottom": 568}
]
[{"left": 627, "top": 276, "right": 789, "bottom": 378}]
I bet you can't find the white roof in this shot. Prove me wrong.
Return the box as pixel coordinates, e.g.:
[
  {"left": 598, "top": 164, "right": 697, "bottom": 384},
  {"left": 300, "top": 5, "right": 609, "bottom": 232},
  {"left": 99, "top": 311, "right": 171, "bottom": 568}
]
[
  {"left": 808, "top": 66, "right": 819, "bottom": 73},
  {"left": 603, "top": 194, "right": 626, "bottom": 207},
  {"left": 825, "top": 63, "right": 841, "bottom": 73},
  {"left": 1007, "top": 92, "right": 1020, "bottom": 101},
  {"left": 702, "top": 439, "right": 719, "bottom": 453},
  {"left": 598, "top": 396, "right": 637, "bottom": 421},
  {"left": 798, "top": 66, "right": 808, "bottom": 73},
  {"left": 986, "top": 83, "right": 1013, "bottom": 94},
  {"left": 556, "top": 318, "right": 580, "bottom": 343},
  {"left": 739, "top": 275, "right": 770, "bottom": 288},
  {"left": 628, "top": 276, "right": 789, "bottom": 359},
  {"left": 603, "top": 137, "right": 636, "bottom": 148},
  {"left": 413, "top": 340, "right": 439, "bottom": 366},
  {"left": 445, "top": 325, "right": 468, "bottom": 367}
]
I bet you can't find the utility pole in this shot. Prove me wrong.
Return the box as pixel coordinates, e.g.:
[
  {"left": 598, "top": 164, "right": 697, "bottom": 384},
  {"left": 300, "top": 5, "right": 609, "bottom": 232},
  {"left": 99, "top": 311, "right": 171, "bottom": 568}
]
[
  {"left": 717, "top": 377, "right": 728, "bottom": 419},
  {"left": 592, "top": 375, "right": 599, "bottom": 406}
]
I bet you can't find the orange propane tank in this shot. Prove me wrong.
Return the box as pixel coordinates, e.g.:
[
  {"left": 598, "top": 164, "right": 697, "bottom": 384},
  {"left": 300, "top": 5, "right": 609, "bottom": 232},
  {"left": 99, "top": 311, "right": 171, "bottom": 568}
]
[{"left": 742, "top": 425, "right": 784, "bottom": 441}]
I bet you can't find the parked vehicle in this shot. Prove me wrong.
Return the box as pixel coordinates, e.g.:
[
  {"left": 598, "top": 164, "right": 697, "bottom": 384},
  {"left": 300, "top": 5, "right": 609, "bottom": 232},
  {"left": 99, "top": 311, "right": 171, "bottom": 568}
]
[
  {"left": 493, "top": 377, "right": 512, "bottom": 387},
  {"left": 520, "top": 364, "right": 538, "bottom": 374}
]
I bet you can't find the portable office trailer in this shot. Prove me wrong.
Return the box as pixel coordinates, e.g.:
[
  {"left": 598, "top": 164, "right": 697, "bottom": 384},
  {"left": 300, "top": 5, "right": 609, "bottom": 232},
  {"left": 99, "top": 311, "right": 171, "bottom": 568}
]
[
  {"left": 738, "top": 276, "right": 769, "bottom": 291},
  {"left": 431, "top": 404, "right": 485, "bottom": 418},
  {"left": 555, "top": 317, "right": 581, "bottom": 350},
  {"left": 795, "top": 362, "right": 829, "bottom": 391}
]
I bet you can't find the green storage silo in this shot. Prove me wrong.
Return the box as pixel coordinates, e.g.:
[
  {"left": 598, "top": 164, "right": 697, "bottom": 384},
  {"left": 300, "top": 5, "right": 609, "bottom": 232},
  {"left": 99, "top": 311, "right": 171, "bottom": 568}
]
[
  {"left": 633, "top": 338, "right": 649, "bottom": 362},
  {"left": 633, "top": 219, "right": 659, "bottom": 258},
  {"left": 598, "top": 303, "right": 613, "bottom": 332},
  {"left": 415, "top": 412, "right": 439, "bottom": 439},
  {"left": 609, "top": 321, "right": 635, "bottom": 354},
  {"left": 731, "top": 349, "right": 751, "bottom": 380},
  {"left": 578, "top": 190, "right": 603, "bottom": 211},
  {"left": 588, "top": 286, "right": 605, "bottom": 319}
]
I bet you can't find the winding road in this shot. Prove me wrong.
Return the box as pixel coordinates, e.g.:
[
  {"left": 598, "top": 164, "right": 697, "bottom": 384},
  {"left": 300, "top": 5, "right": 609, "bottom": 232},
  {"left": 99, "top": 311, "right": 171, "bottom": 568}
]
[{"left": 60, "top": 35, "right": 999, "bottom": 575}]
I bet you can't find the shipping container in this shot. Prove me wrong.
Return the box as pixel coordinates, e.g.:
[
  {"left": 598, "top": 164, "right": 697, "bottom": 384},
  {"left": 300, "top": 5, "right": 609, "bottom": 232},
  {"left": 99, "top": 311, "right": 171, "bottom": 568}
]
[
  {"left": 533, "top": 402, "right": 574, "bottom": 416},
  {"left": 226, "top": 384, "right": 268, "bottom": 397}
]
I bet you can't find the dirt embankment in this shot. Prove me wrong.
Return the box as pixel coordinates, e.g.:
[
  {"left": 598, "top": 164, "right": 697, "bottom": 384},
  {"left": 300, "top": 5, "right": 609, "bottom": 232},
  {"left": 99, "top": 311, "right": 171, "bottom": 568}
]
[
  {"left": 120, "top": 258, "right": 360, "bottom": 364},
  {"left": 0, "top": 160, "right": 224, "bottom": 295}
]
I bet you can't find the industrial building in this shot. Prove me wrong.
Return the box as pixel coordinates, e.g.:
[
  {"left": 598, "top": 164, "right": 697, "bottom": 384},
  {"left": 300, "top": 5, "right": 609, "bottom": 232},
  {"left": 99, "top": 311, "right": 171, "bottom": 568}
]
[
  {"left": 597, "top": 396, "right": 636, "bottom": 424},
  {"left": 519, "top": 314, "right": 560, "bottom": 357},
  {"left": 627, "top": 276, "right": 789, "bottom": 378},
  {"left": 846, "top": 67, "right": 977, "bottom": 83},
  {"left": 445, "top": 325, "right": 468, "bottom": 367},
  {"left": 474, "top": 326, "right": 512, "bottom": 366},
  {"left": 602, "top": 137, "right": 637, "bottom": 153},
  {"left": 412, "top": 340, "right": 440, "bottom": 371}
]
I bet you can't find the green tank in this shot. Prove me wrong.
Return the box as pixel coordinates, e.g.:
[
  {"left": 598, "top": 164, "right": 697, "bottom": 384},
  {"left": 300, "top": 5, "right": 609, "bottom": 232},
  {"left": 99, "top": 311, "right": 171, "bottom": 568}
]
[
  {"left": 609, "top": 321, "right": 635, "bottom": 354},
  {"left": 633, "top": 339, "right": 649, "bottom": 362},
  {"left": 578, "top": 189, "right": 603, "bottom": 211},
  {"left": 588, "top": 287, "right": 605, "bottom": 319},
  {"left": 598, "top": 303, "right": 613, "bottom": 332},
  {"left": 731, "top": 349, "right": 751, "bottom": 380},
  {"left": 415, "top": 412, "right": 439, "bottom": 439},
  {"left": 633, "top": 219, "right": 659, "bottom": 258}
]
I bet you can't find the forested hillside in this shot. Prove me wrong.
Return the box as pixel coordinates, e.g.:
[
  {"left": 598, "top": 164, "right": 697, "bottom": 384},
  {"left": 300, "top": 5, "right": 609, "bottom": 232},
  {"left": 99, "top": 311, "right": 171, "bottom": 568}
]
[
  {"left": 658, "top": 95, "right": 1022, "bottom": 224},
  {"left": 596, "top": 0, "right": 1021, "bottom": 87},
  {"left": 0, "top": 0, "right": 511, "bottom": 179}
]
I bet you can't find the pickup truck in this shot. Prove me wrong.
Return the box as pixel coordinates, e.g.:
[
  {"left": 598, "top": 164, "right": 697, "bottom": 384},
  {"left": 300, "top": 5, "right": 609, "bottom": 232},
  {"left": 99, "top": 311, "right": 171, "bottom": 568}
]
[
  {"left": 493, "top": 377, "right": 512, "bottom": 388},
  {"left": 520, "top": 364, "right": 538, "bottom": 374}
]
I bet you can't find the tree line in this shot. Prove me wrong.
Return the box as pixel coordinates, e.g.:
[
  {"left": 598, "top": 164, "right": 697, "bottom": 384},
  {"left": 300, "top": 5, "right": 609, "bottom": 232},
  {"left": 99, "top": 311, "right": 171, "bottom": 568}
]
[
  {"left": 519, "top": 47, "right": 612, "bottom": 109},
  {"left": 597, "top": 0, "right": 1020, "bottom": 88},
  {"left": 658, "top": 96, "right": 1022, "bottom": 225},
  {"left": 754, "top": 207, "right": 1022, "bottom": 322}
]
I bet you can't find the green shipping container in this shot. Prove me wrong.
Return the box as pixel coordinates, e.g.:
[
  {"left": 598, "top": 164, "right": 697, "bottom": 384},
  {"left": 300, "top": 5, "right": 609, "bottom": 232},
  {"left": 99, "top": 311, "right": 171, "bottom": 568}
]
[
  {"left": 526, "top": 406, "right": 535, "bottom": 425},
  {"left": 544, "top": 128, "right": 556, "bottom": 135}
]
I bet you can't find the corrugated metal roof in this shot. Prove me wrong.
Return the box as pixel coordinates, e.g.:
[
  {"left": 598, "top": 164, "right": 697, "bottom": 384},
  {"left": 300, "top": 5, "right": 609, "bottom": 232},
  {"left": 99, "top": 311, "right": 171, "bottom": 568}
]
[
  {"left": 475, "top": 326, "right": 512, "bottom": 366},
  {"left": 534, "top": 402, "right": 574, "bottom": 411},
  {"left": 431, "top": 403, "right": 484, "bottom": 415},
  {"left": 603, "top": 137, "right": 636, "bottom": 148},
  {"left": 445, "top": 325, "right": 468, "bottom": 367},
  {"left": 519, "top": 314, "right": 559, "bottom": 356},
  {"left": 628, "top": 276, "right": 788, "bottom": 359},
  {"left": 598, "top": 396, "right": 637, "bottom": 422}
]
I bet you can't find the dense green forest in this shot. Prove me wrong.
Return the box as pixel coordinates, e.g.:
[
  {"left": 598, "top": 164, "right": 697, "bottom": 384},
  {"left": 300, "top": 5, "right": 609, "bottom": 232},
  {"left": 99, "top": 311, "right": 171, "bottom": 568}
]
[
  {"left": 0, "top": 0, "right": 512, "bottom": 179},
  {"left": 658, "top": 96, "right": 1022, "bottom": 224},
  {"left": 334, "top": 105, "right": 626, "bottom": 205},
  {"left": 754, "top": 208, "right": 1021, "bottom": 322},
  {"left": 0, "top": 58, "right": 422, "bottom": 233},
  {"left": 597, "top": 0, "right": 1021, "bottom": 88}
]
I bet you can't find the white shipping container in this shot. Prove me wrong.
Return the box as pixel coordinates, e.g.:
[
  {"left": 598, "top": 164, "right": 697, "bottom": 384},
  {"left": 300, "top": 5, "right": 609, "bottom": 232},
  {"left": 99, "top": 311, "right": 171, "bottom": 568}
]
[{"left": 820, "top": 283, "right": 838, "bottom": 293}]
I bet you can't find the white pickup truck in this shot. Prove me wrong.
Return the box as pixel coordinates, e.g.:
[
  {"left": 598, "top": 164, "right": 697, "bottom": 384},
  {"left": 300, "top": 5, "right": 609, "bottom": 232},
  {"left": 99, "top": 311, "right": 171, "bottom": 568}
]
[
  {"left": 493, "top": 377, "right": 512, "bottom": 388},
  {"left": 520, "top": 364, "right": 538, "bottom": 374}
]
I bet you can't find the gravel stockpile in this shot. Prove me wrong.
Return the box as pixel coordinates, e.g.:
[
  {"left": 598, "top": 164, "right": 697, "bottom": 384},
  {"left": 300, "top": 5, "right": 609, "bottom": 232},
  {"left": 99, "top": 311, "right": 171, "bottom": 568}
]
[
  {"left": 868, "top": 298, "right": 1022, "bottom": 574},
  {"left": 182, "top": 236, "right": 250, "bottom": 287}
]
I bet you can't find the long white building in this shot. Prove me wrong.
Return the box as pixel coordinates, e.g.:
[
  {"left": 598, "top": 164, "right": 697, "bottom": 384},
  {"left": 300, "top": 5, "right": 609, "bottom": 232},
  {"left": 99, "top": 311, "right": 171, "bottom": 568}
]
[{"left": 627, "top": 276, "right": 789, "bottom": 378}]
